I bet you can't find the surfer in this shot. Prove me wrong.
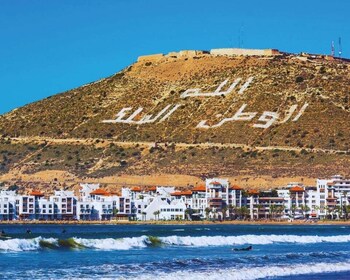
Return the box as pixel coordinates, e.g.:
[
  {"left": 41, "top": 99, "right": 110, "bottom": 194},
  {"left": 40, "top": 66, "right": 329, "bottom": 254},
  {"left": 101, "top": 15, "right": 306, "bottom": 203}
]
[
  {"left": 26, "top": 229, "right": 32, "bottom": 234},
  {"left": 233, "top": 245, "right": 252, "bottom": 251},
  {"left": 0, "top": 230, "right": 11, "bottom": 239}
]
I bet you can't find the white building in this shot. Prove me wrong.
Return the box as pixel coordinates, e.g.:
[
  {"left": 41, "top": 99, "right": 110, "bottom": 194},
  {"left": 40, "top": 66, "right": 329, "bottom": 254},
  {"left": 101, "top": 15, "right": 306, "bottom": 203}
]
[{"left": 0, "top": 191, "right": 17, "bottom": 220}]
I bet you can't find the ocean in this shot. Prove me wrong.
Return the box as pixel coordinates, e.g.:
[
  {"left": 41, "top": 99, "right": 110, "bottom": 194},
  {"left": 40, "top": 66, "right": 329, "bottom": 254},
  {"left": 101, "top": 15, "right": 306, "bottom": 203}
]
[{"left": 0, "top": 224, "right": 349, "bottom": 279}]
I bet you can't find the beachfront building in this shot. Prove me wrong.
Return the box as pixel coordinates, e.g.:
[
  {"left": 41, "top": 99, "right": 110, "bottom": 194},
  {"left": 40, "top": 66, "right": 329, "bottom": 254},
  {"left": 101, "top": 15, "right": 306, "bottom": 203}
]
[
  {"left": 2, "top": 175, "right": 350, "bottom": 222},
  {"left": 190, "top": 185, "right": 207, "bottom": 218},
  {"left": 205, "top": 178, "right": 228, "bottom": 219},
  {"left": 140, "top": 196, "right": 186, "bottom": 220},
  {"left": 38, "top": 197, "right": 55, "bottom": 220},
  {"left": 256, "top": 197, "right": 285, "bottom": 219},
  {"left": 0, "top": 191, "right": 17, "bottom": 220},
  {"left": 50, "top": 191, "right": 77, "bottom": 220},
  {"left": 77, "top": 186, "right": 117, "bottom": 220},
  {"left": 317, "top": 175, "right": 350, "bottom": 219},
  {"left": 16, "top": 194, "right": 37, "bottom": 220}
]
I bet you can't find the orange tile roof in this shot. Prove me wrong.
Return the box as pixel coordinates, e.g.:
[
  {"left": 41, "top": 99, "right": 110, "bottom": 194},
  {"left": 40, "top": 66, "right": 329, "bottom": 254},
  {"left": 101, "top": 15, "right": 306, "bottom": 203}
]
[
  {"left": 210, "top": 181, "right": 222, "bottom": 185},
  {"left": 171, "top": 190, "right": 193, "bottom": 196},
  {"left": 289, "top": 186, "right": 304, "bottom": 192},
  {"left": 192, "top": 185, "right": 206, "bottom": 192},
  {"left": 90, "top": 188, "right": 111, "bottom": 196},
  {"left": 147, "top": 186, "right": 157, "bottom": 192},
  {"left": 248, "top": 190, "right": 259, "bottom": 195},
  {"left": 230, "top": 185, "right": 243, "bottom": 190},
  {"left": 29, "top": 190, "right": 44, "bottom": 196},
  {"left": 131, "top": 186, "right": 142, "bottom": 192},
  {"left": 110, "top": 191, "right": 121, "bottom": 196}
]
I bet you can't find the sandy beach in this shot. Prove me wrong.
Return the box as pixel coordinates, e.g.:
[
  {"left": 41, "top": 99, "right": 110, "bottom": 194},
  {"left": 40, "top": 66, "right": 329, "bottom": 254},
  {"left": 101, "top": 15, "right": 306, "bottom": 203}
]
[{"left": 1, "top": 219, "right": 350, "bottom": 226}]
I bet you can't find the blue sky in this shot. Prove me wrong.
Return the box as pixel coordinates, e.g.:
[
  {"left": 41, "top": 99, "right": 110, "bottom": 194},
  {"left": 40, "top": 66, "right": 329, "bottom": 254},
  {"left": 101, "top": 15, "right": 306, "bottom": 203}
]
[{"left": 0, "top": 0, "right": 349, "bottom": 114}]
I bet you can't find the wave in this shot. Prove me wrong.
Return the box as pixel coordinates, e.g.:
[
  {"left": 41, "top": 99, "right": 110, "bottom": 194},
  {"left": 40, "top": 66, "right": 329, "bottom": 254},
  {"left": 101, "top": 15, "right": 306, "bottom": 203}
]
[
  {"left": 1, "top": 234, "right": 349, "bottom": 252},
  {"left": 0, "top": 236, "right": 156, "bottom": 252},
  {"left": 159, "top": 234, "right": 350, "bottom": 246},
  {"left": 133, "top": 261, "right": 350, "bottom": 280},
  {"left": 0, "top": 237, "right": 57, "bottom": 252}
]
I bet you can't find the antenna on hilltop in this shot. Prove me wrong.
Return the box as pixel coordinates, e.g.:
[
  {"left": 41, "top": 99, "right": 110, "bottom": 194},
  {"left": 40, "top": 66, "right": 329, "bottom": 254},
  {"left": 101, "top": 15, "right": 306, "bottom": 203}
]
[
  {"left": 338, "top": 37, "right": 342, "bottom": 58},
  {"left": 331, "top": 41, "right": 335, "bottom": 56}
]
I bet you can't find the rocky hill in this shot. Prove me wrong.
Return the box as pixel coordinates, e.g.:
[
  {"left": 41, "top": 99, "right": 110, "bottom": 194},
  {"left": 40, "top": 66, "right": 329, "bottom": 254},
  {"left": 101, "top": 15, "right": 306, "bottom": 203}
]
[{"left": 1, "top": 48, "right": 350, "bottom": 191}]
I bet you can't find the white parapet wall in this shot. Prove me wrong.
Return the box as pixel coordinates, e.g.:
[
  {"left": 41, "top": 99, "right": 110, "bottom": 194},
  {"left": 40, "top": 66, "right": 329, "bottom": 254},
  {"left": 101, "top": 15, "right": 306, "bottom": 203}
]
[
  {"left": 137, "top": 53, "right": 164, "bottom": 62},
  {"left": 210, "top": 48, "right": 281, "bottom": 56}
]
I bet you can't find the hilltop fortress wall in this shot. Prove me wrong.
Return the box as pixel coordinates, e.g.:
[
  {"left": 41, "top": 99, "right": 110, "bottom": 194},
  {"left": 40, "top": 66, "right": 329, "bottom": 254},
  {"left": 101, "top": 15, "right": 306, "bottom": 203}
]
[
  {"left": 137, "top": 48, "right": 282, "bottom": 62},
  {"left": 210, "top": 48, "right": 281, "bottom": 56}
]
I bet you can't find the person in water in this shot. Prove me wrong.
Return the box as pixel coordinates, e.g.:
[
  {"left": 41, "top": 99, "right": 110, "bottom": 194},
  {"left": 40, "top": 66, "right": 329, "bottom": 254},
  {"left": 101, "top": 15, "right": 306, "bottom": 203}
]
[
  {"left": 0, "top": 230, "right": 5, "bottom": 236},
  {"left": 26, "top": 229, "right": 32, "bottom": 234},
  {"left": 62, "top": 229, "right": 66, "bottom": 234},
  {"left": 233, "top": 245, "right": 252, "bottom": 251}
]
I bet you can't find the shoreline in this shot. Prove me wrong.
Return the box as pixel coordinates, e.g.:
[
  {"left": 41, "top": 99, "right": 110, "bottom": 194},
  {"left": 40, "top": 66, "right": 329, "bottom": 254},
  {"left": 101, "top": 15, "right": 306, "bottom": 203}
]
[{"left": 1, "top": 220, "right": 350, "bottom": 226}]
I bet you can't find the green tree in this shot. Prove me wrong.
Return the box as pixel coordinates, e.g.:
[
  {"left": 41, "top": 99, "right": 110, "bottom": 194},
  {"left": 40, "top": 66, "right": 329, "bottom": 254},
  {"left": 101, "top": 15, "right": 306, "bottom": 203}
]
[
  {"left": 113, "top": 208, "right": 119, "bottom": 217},
  {"left": 153, "top": 210, "right": 160, "bottom": 220},
  {"left": 221, "top": 206, "right": 228, "bottom": 221},
  {"left": 205, "top": 207, "right": 211, "bottom": 220}
]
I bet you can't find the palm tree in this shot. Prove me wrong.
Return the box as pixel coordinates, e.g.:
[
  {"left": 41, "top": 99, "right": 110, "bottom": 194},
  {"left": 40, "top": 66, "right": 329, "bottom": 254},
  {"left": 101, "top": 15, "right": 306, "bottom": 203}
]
[
  {"left": 291, "top": 205, "right": 297, "bottom": 218},
  {"left": 276, "top": 205, "right": 285, "bottom": 220},
  {"left": 323, "top": 206, "right": 329, "bottom": 220},
  {"left": 221, "top": 206, "right": 228, "bottom": 221},
  {"left": 300, "top": 205, "right": 310, "bottom": 218},
  {"left": 141, "top": 211, "right": 147, "bottom": 221},
  {"left": 185, "top": 208, "right": 192, "bottom": 221},
  {"left": 256, "top": 204, "right": 263, "bottom": 220},
  {"left": 113, "top": 208, "right": 119, "bottom": 217},
  {"left": 153, "top": 210, "right": 160, "bottom": 220},
  {"left": 269, "top": 205, "right": 277, "bottom": 219},
  {"left": 228, "top": 205, "right": 235, "bottom": 220},
  {"left": 239, "top": 206, "right": 249, "bottom": 220},
  {"left": 205, "top": 207, "right": 211, "bottom": 220},
  {"left": 334, "top": 206, "right": 342, "bottom": 220},
  {"left": 345, "top": 205, "right": 350, "bottom": 220},
  {"left": 313, "top": 205, "right": 320, "bottom": 218}
]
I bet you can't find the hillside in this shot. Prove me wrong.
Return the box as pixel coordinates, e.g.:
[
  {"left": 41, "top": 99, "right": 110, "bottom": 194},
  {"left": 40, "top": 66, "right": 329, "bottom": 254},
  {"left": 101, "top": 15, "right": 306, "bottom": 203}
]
[{"left": 1, "top": 48, "right": 350, "bottom": 191}]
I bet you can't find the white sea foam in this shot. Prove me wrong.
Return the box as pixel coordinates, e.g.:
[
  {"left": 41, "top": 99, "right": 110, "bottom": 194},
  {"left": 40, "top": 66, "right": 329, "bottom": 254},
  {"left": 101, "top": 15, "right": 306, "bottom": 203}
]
[
  {"left": 0, "top": 237, "right": 57, "bottom": 252},
  {"left": 133, "top": 261, "right": 350, "bottom": 280},
  {"left": 159, "top": 234, "right": 350, "bottom": 246},
  {"left": 73, "top": 236, "right": 149, "bottom": 250}
]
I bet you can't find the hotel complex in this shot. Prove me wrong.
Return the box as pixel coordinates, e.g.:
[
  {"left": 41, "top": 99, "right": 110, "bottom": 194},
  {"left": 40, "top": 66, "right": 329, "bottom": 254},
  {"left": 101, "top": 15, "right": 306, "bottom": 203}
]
[{"left": 0, "top": 175, "right": 349, "bottom": 221}]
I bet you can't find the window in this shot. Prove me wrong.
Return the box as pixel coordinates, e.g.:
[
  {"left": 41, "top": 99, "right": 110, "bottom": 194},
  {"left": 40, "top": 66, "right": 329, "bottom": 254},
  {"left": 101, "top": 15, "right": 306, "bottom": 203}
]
[{"left": 43, "top": 205, "right": 46, "bottom": 208}]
